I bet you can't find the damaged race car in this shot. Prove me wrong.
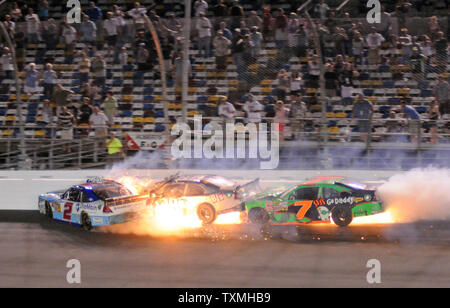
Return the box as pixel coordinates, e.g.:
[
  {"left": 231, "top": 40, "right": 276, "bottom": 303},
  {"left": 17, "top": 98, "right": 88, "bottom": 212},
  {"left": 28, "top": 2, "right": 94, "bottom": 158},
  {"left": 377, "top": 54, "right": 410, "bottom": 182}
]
[
  {"left": 38, "top": 178, "right": 148, "bottom": 230},
  {"left": 244, "top": 177, "right": 385, "bottom": 227},
  {"left": 146, "top": 174, "right": 262, "bottom": 224}
]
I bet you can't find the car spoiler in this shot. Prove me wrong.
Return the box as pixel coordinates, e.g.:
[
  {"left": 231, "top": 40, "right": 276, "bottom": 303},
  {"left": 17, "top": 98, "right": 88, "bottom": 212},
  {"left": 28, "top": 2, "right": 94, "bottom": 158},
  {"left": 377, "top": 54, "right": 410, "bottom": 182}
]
[{"left": 105, "top": 194, "right": 148, "bottom": 206}]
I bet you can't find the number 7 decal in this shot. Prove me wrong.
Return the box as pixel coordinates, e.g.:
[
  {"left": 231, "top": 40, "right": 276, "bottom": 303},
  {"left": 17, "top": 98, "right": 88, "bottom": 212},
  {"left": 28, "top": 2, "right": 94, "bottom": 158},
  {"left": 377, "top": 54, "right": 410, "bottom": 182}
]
[{"left": 294, "top": 201, "right": 313, "bottom": 220}]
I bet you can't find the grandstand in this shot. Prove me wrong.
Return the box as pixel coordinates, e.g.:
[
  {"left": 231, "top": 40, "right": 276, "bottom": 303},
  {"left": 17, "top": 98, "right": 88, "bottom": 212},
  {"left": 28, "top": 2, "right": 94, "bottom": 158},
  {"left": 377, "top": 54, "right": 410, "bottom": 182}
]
[{"left": 0, "top": 0, "right": 449, "bottom": 170}]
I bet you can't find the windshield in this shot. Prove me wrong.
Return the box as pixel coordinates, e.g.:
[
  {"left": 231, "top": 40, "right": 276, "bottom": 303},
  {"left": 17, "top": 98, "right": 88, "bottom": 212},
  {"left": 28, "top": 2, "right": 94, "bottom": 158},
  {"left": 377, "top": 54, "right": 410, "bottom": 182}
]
[
  {"left": 93, "top": 184, "right": 133, "bottom": 200},
  {"left": 279, "top": 185, "right": 299, "bottom": 199}
]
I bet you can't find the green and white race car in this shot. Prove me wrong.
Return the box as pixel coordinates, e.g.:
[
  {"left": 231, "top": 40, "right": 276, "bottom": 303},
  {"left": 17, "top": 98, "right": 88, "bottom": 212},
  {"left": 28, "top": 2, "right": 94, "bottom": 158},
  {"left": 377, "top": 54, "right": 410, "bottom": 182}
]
[{"left": 243, "top": 176, "right": 385, "bottom": 227}]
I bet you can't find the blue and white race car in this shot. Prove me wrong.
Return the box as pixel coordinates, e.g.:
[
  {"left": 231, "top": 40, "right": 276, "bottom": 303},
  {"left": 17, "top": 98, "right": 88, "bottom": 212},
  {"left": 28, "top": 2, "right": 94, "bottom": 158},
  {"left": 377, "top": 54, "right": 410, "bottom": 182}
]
[{"left": 38, "top": 178, "right": 148, "bottom": 230}]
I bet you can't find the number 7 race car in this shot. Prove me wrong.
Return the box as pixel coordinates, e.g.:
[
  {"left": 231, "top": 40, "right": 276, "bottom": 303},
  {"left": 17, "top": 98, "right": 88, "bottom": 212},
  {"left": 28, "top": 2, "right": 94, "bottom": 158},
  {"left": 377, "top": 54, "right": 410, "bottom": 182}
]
[
  {"left": 38, "top": 178, "right": 148, "bottom": 230},
  {"left": 244, "top": 177, "right": 385, "bottom": 227}
]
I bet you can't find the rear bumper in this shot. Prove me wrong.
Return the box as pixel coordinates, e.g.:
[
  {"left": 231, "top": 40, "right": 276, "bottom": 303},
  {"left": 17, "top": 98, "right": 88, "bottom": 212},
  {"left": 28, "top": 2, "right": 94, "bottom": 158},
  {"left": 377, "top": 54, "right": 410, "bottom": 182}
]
[{"left": 91, "top": 211, "right": 142, "bottom": 227}]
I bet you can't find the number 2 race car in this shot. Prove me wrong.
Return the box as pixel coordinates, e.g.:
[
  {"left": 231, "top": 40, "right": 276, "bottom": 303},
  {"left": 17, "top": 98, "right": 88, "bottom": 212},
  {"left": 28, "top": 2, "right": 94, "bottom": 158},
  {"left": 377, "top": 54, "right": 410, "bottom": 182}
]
[
  {"left": 38, "top": 178, "right": 148, "bottom": 230},
  {"left": 244, "top": 177, "right": 385, "bottom": 227},
  {"left": 146, "top": 174, "right": 262, "bottom": 224}
]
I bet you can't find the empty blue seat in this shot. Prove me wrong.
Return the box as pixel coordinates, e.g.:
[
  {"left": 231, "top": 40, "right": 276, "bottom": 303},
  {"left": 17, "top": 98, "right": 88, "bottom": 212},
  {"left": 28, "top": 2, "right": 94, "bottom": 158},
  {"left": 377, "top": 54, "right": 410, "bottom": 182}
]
[
  {"left": 144, "top": 104, "right": 154, "bottom": 110},
  {"left": 155, "top": 111, "right": 165, "bottom": 118},
  {"left": 121, "top": 110, "right": 132, "bottom": 117},
  {"left": 155, "top": 125, "right": 166, "bottom": 132}
]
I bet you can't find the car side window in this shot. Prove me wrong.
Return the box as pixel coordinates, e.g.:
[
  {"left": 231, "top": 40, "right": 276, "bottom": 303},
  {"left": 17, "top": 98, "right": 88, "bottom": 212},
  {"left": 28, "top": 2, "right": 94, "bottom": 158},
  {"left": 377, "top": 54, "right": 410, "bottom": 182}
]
[
  {"left": 81, "top": 192, "right": 90, "bottom": 203},
  {"left": 322, "top": 187, "right": 340, "bottom": 199},
  {"left": 292, "top": 187, "right": 319, "bottom": 200},
  {"left": 67, "top": 189, "right": 81, "bottom": 202},
  {"left": 184, "top": 183, "right": 206, "bottom": 196},
  {"left": 164, "top": 184, "right": 186, "bottom": 198}
]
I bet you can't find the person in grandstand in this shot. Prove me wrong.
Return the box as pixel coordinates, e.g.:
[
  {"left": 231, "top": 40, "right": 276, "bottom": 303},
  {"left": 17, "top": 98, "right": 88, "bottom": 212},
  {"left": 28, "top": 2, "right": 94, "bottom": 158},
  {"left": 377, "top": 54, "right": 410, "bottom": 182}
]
[
  {"left": 80, "top": 14, "right": 97, "bottom": 49},
  {"left": 352, "top": 94, "right": 374, "bottom": 143},
  {"left": 274, "top": 101, "right": 288, "bottom": 141},
  {"left": 24, "top": 63, "right": 40, "bottom": 95},
  {"left": 433, "top": 76, "right": 450, "bottom": 115},
  {"left": 89, "top": 106, "right": 109, "bottom": 139},
  {"left": 401, "top": 101, "right": 421, "bottom": 144},
  {"left": 106, "top": 132, "right": 125, "bottom": 163},
  {"left": 213, "top": 30, "right": 231, "bottom": 71},
  {"left": 52, "top": 84, "right": 75, "bottom": 116},
  {"left": 103, "top": 90, "right": 118, "bottom": 125},
  {"left": 218, "top": 96, "right": 236, "bottom": 124},
  {"left": 243, "top": 94, "right": 264, "bottom": 124},
  {"left": 41, "top": 63, "right": 58, "bottom": 98},
  {"left": 428, "top": 100, "right": 441, "bottom": 144},
  {"left": 314, "top": 0, "right": 330, "bottom": 20},
  {"left": 366, "top": 27, "right": 385, "bottom": 65},
  {"left": 289, "top": 93, "right": 307, "bottom": 141},
  {"left": 58, "top": 106, "right": 75, "bottom": 153},
  {"left": 196, "top": 12, "right": 212, "bottom": 59}
]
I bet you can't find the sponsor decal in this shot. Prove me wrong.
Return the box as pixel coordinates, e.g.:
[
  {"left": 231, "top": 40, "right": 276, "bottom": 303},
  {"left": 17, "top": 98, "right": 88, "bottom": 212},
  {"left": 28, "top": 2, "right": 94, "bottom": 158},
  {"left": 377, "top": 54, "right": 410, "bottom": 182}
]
[
  {"left": 313, "top": 199, "right": 326, "bottom": 207},
  {"left": 327, "top": 197, "right": 354, "bottom": 206},
  {"left": 317, "top": 206, "right": 331, "bottom": 221}
]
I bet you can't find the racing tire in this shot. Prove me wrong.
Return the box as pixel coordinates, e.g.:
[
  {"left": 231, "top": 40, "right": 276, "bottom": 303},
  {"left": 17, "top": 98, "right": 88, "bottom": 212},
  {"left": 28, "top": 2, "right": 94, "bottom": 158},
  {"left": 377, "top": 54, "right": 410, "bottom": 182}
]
[
  {"left": 197, "top": 203, "right": 216, "bottom": 225},
  {"left": 248, "top": 207, "right": 270, "bottom": 225},
  {"left": 332, "top": 206, "right": 353, "bottom": 227},
  {"left": 81, "top": 212, "right": 93, "bottom": 231},
  {"left": 45, "top": 202, "right": 53, "bottom": 219}
]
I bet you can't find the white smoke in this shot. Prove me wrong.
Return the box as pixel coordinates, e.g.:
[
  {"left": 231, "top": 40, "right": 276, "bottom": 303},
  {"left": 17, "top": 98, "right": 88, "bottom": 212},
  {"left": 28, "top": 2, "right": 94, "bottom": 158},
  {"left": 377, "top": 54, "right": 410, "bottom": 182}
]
[{"left": 378, "top": 168, "right": 450, "bottom": 222}]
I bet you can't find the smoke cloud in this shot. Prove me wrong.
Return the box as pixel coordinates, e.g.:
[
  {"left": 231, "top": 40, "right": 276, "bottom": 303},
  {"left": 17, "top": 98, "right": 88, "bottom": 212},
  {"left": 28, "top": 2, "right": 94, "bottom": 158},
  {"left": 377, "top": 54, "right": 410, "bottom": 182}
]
[{"left": 378, "top": 168, "right": 450, "bottom": 222}]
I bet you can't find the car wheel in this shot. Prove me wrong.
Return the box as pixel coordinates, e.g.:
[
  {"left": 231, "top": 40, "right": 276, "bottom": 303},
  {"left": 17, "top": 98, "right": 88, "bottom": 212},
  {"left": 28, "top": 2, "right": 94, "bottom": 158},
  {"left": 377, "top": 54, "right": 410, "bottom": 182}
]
[
  {"left": 45, "top": 202, "right": 53, "bottom": 219},
  {"left": 197, "top": 203, "right": 216, "bottom": 225},
  {"left": 248, "top": 207, "right": 270, "bottom": 224},
  {"left": 332, "top": 206, "right": 353, "bottom": 227},
  {"left": 81, "top": 212, "right": 93, "bottom": 231}
]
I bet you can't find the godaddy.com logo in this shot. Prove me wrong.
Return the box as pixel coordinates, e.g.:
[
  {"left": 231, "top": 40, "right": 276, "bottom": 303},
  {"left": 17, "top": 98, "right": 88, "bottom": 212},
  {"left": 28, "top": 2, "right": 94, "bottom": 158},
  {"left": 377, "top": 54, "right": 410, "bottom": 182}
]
[{"left": 171, "top": 116, "right": 280, "bottom": 170}]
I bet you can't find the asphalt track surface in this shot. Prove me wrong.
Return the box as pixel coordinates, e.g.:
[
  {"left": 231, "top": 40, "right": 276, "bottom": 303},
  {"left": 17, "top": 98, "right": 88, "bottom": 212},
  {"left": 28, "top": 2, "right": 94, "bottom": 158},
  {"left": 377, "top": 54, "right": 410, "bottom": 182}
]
[{"left": 1, "top": 211, "right": 449, "bottom": 288}]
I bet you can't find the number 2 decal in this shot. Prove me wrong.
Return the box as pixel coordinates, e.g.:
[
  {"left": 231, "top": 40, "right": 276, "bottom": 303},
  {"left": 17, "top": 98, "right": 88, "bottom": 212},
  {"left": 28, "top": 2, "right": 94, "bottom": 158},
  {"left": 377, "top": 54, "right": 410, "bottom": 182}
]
[{"left": 63, "top": 203, "right": 73, "bottom": 221}]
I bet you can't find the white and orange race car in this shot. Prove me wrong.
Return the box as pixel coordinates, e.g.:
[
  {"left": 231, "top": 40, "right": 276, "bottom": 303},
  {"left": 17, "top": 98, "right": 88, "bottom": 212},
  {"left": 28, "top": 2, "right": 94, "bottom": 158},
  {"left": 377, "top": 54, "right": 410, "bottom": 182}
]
[{"left": 145, "top": 174, "right": 262, "bottom": 224}]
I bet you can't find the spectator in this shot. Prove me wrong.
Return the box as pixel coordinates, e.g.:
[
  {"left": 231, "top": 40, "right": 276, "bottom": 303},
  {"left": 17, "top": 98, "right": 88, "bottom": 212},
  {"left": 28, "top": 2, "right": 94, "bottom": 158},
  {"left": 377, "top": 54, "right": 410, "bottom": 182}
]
[
  {"left": 433, "top": 76, "right": 450, "bottom": 114},
  {"left": 339, "top": 62, "right": 358, "bottom": 99},
  {"left": 410, "top": 47, "right": 427, "bottom": 81},
  {"left": 232, "top": 28, "right": 245, "bottom": 73},
  {"left": 398, "top": 28, "right": 413, "bottom": 64},
  {"left": 4, "top": 14, "right": 16, "bottom": 39},
  {"left": 274, "top": 9, "right": 288, "bottom": 50},
  {"left": 290, "top": 70, "right": 303, "bottom": 96},
  {"left": 352, "top": 94, "right": 374, "bottom": 143},
  {"left": 262, "top": 8, "right": 273, "bottom": 41},
  {"left": 91, "top": 54, "right": 107, "bottom": 88},
  {"left": 401, "top": 101, "right": 421, "bottom": 143},
  {"left": 219, "top": 21, "right": 233, "bottom": 41},
  {"left": 0, "top": 47, "right": 14, "bottom": 80},
  {"left": 435, "top": 31, "right": 448, "bottom": 68},
  {"left": 250, "top": 26, "right": 263, "bottom": 58},
  {"left": 213, "top": 30, "right": 231, "bottom": 71},
  {"left": 196, "top": 13, "right": 212, "bottom": 58},
  {"left": 229, "top": 0, "right": 244, "bottom": 30},
  {"left": 375, "top": 5, "right": 392, "bottom": 39},
  {"left": 366, "top": 27, "right": 385, "bottom": 65},
  {"left": 427, "top": 16, "right": 441, "bottom": 42},
  {"left": 24, "top": 63, "right": 40, "bottom": 95},
  {"left": 106, "top": 132, "right": 125, "bottom": 164},
  {"left": 118, "top": 47, "right": 129, "bottom": 68},
  {"left": 243, "top": 94, "right": 264, "bottom": 124},
  {"left": 25, "top": 8, "right": 41, "bottom": 43},
  {"left": 242, "top": 34, "right": 255, "bottom": 66},
  {"left": 287, "top": 12, "right": 300, "bottom": 54},
  {"left": 80, "top": 14, "right": 97, "bottom": 48},
  {"left": 127, "top": 2, "right": 147, "bottom": 33},
  {"left": 213, "top": 0, "right": 228, "bottom": 18},
  {"left": 103, "top": 11, "right": 118, "bottom": 55},
  {"left": 352, "top": 31, "right": 365, "bottom": 65},
  {"left": 136, "top": 43, "right": 149, "bottom": 72},
  {"left": 324, "top": 63, "right": 338, "bottom": 98},
  {"left": 41, "top": 63, "right": 58, "bottom": 98},
  {"left": 62, "top": 21, "right": 77, "bottom": 63},
  {"left": 79, "top": 52, "right": 91, "bottom": 85},
  {"left": 289, "top": 93, "right": 307, "bottom": 140},
  {"left": 37, "top": 0, "right": 49, "bottom": 21},
  {"left": 42, "top": 18, "right": 58, "bottom": 50},
  {"left": 274, "top": 101, "right": 288, "bottom": 141},
  {"left": 85, "top": 2, "right": 103, "bottom": 23},
  {"left": 275, "top": 69, "right": 290, "bottom": 100},
  {"left": 314, "top": 0, "right": 330, "bottom": 19},
  {"left": 58, "top": 106, "right": 75, "bottom": 153},
  {"left": 113, "top": 5, "right": 127, "bottom": 44},
  {"left": 295, "top": 24, "right": 309, "bottom": 58},
  {"left": 41, "top": 99, "right": 53, "bottom": 126},
  {"left": 52, "top": 84, "right": 75, "bottom": 116},
  {"left": 218, "top": 96, "right": 236, "bottom": 124},
  {"left": 89, "top": 106, "right": 109, "bottom": 138},
  {"left": 10, "top": 2, "right": 23, "bottom": 22},
  {"left": 79, "top": 97, "right": 93, "bottom": 125},
  {"left": 66, "top": 99, "right": 78, "bottom": 123},
  {"left": 307, "top": 55, "right": 320, "bottom": 88},
  {"left": 161, "top": 38, "right": 174, "bottom": 73},
  {"left": 428, "top": 101, "right": 441, "bottom": 144},
  {"left": 81, "top": 82, "right": 98, "bottom": 103},
  {"left": 103, "top": 90, "right": 118, "bottom": 124},
  {"left": 194, "top": 0, "right": 208, "bottom": 17},
  {"left": 247, "top": 11, "right": 262, "bottom": 31}
]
